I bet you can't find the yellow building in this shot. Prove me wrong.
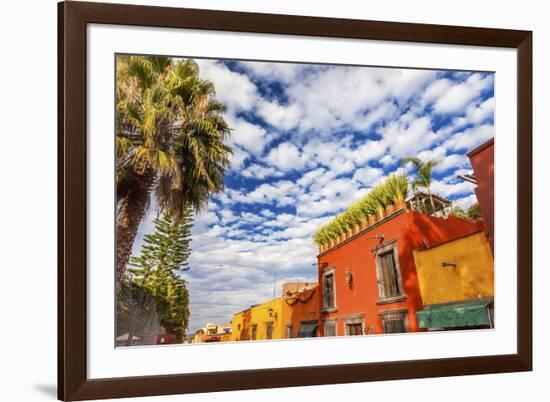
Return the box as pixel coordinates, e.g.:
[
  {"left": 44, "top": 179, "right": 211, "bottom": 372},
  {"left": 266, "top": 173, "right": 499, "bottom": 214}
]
[
  {"left": 231, "top": 283, "right": 319, "bottom": 341},
  {"left": 232, "top": 298, "right": 284, "bottom": 341},
  {"left": 413, "top": 231, "right": 494, "bottom": 330},
  {"left": 413, "top": 231, "right": 494, "bottom": 305}
]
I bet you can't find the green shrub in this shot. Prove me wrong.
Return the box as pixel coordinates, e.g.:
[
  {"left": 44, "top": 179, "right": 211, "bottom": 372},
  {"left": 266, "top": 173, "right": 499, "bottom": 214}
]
[{"left": 313, "top": 173, "right": 410, "bottom": 246}]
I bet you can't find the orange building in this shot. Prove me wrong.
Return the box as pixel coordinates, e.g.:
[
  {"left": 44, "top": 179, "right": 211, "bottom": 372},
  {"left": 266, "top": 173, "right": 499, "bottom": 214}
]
[
  {"left": 317, "top": 207, "right": 486, "bottom": 336},
  {"left": 192, "top": 322, "right": 232, "bottom": 343},
  {"left": 281, "top": 283, "right": 320, "bottom": 338},
  {"left": 467, "top": 138, "right": 494, "bottom": 253},
  {"left": 231, "top": 282, "right": 320, "bottom": 341}
]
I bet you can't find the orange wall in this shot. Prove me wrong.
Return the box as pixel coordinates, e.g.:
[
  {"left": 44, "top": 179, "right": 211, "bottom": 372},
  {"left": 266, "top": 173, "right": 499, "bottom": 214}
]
[
  {"left": 282, "top": 286, "right": 320, "bottom": 337},
  {"left": 317, "top": 209, "right": 485, "bottom": 335},
  {"left": 468, "top": 138, "right": 494, "bottom": 253}
]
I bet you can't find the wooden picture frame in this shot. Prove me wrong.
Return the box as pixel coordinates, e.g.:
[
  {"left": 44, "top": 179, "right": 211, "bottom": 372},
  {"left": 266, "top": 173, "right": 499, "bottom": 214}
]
[{"left": 58, "top": 1, "right": 532, "bottom": 400}]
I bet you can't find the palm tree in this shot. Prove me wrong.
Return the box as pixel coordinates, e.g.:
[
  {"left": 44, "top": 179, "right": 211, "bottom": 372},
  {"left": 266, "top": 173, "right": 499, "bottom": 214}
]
[
  {"left": 400, "top": 157, "right": 439, "bottom": 212},
  {"left": 116, "top": 56, "right": 232, "bottom": 282}
]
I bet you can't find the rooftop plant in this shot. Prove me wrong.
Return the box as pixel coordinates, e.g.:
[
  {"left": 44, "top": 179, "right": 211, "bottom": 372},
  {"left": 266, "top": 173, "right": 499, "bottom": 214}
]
[
  {"left": 385, "top": 172, "right": 410, "bottom": 203},
  {"left": 313, "top": 173, "right": 410, "bottom": 246}
]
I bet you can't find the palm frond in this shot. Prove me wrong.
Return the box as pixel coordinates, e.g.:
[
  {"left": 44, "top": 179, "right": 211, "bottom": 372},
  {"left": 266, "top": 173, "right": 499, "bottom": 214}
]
[{"left": 133, "top": 147, "right": 176, "bottom": 175}]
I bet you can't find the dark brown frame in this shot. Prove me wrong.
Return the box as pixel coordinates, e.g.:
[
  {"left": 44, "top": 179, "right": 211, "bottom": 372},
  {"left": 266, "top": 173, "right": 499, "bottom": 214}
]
[{"left": 58, "top": 1, "right": 532, "bottom": 400}]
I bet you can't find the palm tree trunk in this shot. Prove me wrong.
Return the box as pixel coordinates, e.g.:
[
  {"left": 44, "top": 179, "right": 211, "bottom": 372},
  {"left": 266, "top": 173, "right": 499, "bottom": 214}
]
[{"left": 116, "top": 168, "right": 154, "bottom": 283}]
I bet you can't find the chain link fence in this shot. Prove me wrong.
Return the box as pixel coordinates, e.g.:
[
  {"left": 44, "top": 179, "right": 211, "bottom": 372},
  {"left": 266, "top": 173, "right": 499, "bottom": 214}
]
[{"left": 115, "top": 278, "right": 161, "bottom": 347}]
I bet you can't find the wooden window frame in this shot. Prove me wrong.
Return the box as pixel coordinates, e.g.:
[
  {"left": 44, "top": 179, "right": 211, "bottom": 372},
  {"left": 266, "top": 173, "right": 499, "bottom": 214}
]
[
  {"left": 321, "top": 267, "right": 337, "bottom": 312},
  {"left": 372, "top": 239, "right": 406, "bottom": 303},
  {"left": 343, "top": 314, "right": 366, "bottom": 336}
]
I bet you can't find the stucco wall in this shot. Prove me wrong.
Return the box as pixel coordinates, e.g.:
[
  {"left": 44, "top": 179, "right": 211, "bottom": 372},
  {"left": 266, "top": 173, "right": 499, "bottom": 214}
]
[
  {"left": 281, "top": 286, "right": 320, "bottom": 338},
  {"left": 413, "top": 231, "right": 494, "bottom": 305},
  {"left": 231, "top": 298, "right": 283, "bottom": 341},
  {"left": 468, "top": 138, "right": 494, "bottom": 253},
  {"left": 317, "top": 209, "right": 486, "bottom": 335}
]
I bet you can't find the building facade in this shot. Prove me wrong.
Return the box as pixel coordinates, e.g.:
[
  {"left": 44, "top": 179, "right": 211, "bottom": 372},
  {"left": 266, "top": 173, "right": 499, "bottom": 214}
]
[
  {"left": 413, "top": 231, "right": 494, "bottom": 306},
  {"left": 467, "top": 137, "right": 494, "bottom": 253},
  {"left": 231, "top": 282, "right": 319, "bottom": 341},
  {"left": 317, "top": 207, "right": 486, "bottom": 337},
  {"left": 192, "top": 322, "right": 232, "bottom": 343}
]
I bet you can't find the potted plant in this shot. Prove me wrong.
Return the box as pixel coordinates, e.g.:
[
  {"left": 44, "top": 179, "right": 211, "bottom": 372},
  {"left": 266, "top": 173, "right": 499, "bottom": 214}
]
[
  {"left": 370, "top": 184, "right": 388, "bottom": 221},
  {"left": 386, "top": 172, "right": 409, "bottom": 211},
  {"left": 367, "top": 214, "right": 375, "bottom": 226}
]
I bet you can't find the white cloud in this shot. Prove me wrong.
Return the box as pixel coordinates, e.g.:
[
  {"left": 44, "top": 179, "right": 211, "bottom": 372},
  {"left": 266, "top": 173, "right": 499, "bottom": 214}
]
[
  {"left": 465, "top": 97, "right": 495, "bottom": 125},
  {"left": 196, "top": 60, "right": 259, "bottom": 111},
  {"left": 265, "top": 142, "right": 308, "bottom": 171},
  {"left": 242, "top": 180, "right": 300, "bottom": 207},
  {"left": 241, "top": 163, "right": 284, "bottom": 180},
  {"left": 380, "top": 115, "right": 438, "bottom": 158},
  {"left": 266, "top": 66, "right": 436, "bottom": 134},
  {"left": 379, "top": 154, "right": 396, "bottom": 166},
  {"left": 296, "top": 178, "right": 369, "bottom": 218},
  {"left": 443, "top": 123, "right": 494, "bottom": 152},
  {"left": 433, "top": 73, "right": 493, "bottom": 114},
  {"left": 239, "top": 61, "right": 303, "bottom": 83},
  {"left": 352, "top": 166, "right": 384, "bottom": 186},
  {"left": 260, "top": 208, "right": 275, "bottom": 218},
  {"left": 228, "top": 145, "right": 249, "bottom": 170},
  {"left": 240, "top": 212, "right": 264, "bottom": 224},
  {"left": 263, "top": 213, "right": 298, "bottom": 228},
  {"left": 355, "top": 101, "right": 399, "bottom": 130},
  {"left": 226, "top": 115, "right": 270, "bottom": 156},
  {"left": 351, "top": 141, "right": 387, "bottom": 165},
  {"left": 422, "top": 78, "right": 453, "bottom": 104},
  {"left": 256, "top": 100, "right": 302, "bottom": 131},
  {"left": 431, "top": 178, "right": 476, "bottom": 198},
  {"left": 417, "top": 146, "right": 470, "bottom": 173},
  {"left": 297, "top": 168, "right": 330, "bottom": 189}
]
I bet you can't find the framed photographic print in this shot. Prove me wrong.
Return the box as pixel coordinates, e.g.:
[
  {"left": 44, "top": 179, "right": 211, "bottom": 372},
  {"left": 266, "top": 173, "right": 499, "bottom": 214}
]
[{"left": 58, "top": 1, "right": 532, "bottom": 400}]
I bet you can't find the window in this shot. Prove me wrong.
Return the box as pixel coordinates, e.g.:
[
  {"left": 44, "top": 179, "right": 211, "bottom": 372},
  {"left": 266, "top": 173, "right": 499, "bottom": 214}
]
[
  {"left": 378, "top": 250, "right": 401, "bottom": 298},
  {"left": 322, "top": 269, "right": 336, "bottom": 310},
  {"left": 343, "top": 315, "right": 364, "bottom": 336},
  {"left": 373, "top": 241, "right": 404, "bottom": 301},
  {"left": 380, "top": 311, "right": 408, "bottom": 334},
  {"left": 324, "top": 321, "right": 337, "bottom": 337},
  {"left": 266, "top": 322, "right": 273, "bottom": 340},
  {"left": 346, "top": 323, "right": 363, "bottom": 336},
  {"left": 285, "top": 324, "right": 293, "bottom": 339},
  {"left": 251, "top": 324, "right": 257, "bottom": 340}
]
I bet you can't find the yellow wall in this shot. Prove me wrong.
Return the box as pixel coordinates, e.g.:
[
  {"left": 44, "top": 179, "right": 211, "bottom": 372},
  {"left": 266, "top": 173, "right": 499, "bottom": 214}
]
[
  {"left": 413, "top": 232, "right": 494, "bottom": 305},
  {"left": 231, "top": 298, "right": 284, "bottom": 341}
]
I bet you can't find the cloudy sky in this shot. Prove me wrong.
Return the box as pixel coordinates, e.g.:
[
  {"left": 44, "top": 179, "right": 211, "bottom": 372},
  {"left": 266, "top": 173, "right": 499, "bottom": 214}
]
[{"left": 132, "top": 58, "right": 495, "bottom": 333}]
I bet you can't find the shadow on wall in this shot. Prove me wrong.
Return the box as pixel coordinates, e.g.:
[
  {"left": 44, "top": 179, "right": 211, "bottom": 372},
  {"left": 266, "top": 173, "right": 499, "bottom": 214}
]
[
  {"left": 398, "top": 212, "right": 486, "bottom": 331},
  {"left": 286, "top": 286, "right": 320, "bottom": 338},
  {"left": 238, "top": 309, "right": 252, "bottom": 341}
]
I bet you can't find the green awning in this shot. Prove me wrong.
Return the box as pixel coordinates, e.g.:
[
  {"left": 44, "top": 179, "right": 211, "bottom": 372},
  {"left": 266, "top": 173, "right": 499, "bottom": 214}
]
[
  {"left": 416, "top": 298, "right": 493, "bottom": 329},
  {"left": 297, "top": 321, "right": 318, "bottom": 338}
]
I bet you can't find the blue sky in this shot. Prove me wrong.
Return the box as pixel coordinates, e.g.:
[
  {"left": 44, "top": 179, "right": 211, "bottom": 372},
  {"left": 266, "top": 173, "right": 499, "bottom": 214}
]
[{"left": 132, "top": 59, "right": 495, "bottom": 333}]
